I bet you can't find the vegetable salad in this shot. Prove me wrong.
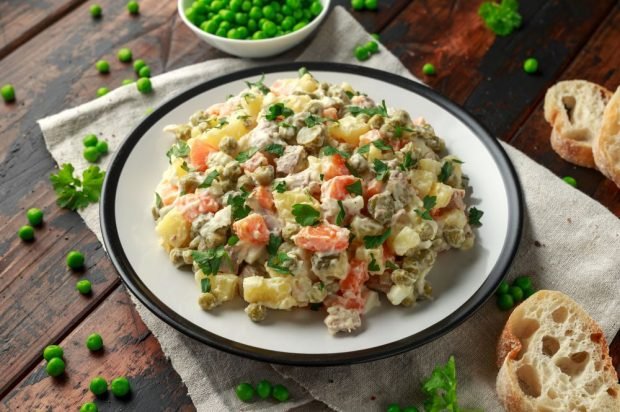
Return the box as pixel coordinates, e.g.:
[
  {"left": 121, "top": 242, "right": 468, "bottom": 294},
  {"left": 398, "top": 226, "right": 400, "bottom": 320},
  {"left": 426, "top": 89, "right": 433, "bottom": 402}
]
[{"left": 152, "top": 69, "right": 477, "bottom": 334}]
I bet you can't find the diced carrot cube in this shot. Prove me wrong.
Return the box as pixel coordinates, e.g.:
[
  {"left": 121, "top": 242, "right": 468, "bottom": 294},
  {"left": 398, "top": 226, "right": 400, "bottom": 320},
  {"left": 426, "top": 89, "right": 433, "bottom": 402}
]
[
  {"left": 232, "top": 213, "right": 270, "bottom": 245},
  {"left": 254, "top": 185, "right": 274, "bottom": 210},
  {"left": 322, "top": 175, "right": 360, "bottom": 200},
  {"left": 294, "top": 223, "right": 349, "bottom": 252},
  {"left": 189, "top": 139, "right": 218, "bottom": 172},
  {"left": 243, "top": 152, "right": 269, "bottom": 173},
  {"left": 323, "top": 154, "right": 350, "bottom": 181}
]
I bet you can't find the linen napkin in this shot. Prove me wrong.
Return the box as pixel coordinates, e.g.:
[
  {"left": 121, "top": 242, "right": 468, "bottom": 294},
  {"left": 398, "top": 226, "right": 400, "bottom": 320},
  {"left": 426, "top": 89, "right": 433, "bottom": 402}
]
[{"left": 38, "top": 6, "right": 620, "bottom": 412}]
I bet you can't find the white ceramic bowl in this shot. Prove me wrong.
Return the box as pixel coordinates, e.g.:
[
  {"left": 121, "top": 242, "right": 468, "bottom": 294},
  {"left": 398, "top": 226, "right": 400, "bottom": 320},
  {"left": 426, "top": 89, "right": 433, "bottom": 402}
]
[
  {"left": 101, "top": 63, "right": 523, "bottom": 365},
  {"left": 178, "top": 0, "right": 331, "bottom": 58}
]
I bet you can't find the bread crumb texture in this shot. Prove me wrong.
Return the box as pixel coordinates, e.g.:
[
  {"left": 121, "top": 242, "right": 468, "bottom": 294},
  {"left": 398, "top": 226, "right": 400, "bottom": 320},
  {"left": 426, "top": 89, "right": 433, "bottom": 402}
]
[{"left": 496, "top": 290, "right": 620, "bottom": 411}]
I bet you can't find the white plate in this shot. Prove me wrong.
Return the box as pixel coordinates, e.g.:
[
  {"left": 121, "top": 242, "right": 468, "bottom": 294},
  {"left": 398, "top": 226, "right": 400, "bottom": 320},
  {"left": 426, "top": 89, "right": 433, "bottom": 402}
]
[{"left": 101, "top": 63, "right": 523, "bottom": 365}]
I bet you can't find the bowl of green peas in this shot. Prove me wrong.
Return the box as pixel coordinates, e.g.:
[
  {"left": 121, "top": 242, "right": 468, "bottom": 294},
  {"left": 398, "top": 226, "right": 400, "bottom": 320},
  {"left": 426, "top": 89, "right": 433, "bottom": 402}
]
[{"left": 179, "top": 0, "right": 330, "bottom": 58}]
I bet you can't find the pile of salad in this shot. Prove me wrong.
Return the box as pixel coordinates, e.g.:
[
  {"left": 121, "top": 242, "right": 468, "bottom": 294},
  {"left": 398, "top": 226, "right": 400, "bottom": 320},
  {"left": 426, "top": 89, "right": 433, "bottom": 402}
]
[{"left": 152, "top": 69, "right": 477, "bottom": 334}]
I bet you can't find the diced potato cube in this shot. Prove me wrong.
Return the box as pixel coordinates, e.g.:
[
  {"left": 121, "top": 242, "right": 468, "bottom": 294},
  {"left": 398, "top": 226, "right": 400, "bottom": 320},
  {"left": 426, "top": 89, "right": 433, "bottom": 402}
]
[
  {"left": 201, "top": 118, "right": 249, "bottom": 147},
  {"left": 367, "top": 144, "right": 383, "bottom": 163},
  {"left": 273, "top": 188, "right": 320, "bottom": 223},
  {"left": 328, "top": 115, "right": 370, "bottom": 146},
  {"left": 283, "top": 95, "right": 311, "bottom": 113},
  {"left": 298, "top": 73, "right": 319, "bottom": 93},
  {"left": 440, "top": 208, "right": 468, "bottom": 229},
  {"left": 243, "top": 276, "right": 297, "bottom": 310},
  {"left": 391, "top": 226, "right": 421, "bottom": 256},
  {"left": 354, "top": 247, "right": 384, "bottom": 274},
  {"left": 429, "top": 182, "right": 454, "bottom": 209},
  {"left": 364, "top": 290, "right": 381, "bottom": 314},
  {"left": 155, "top": 208, "right": 191, "bottom": 250},
  {"left": 211, "top": 274, "right": 239, "bottom": 302},
  {"left": 387, "top": 284, "right": 413, "bottom": 305},
  {"left": 240, "top": 93, "right": 263, "bottom": 118},
  {"left": 409, "top": 169, "right": 436, "bottom": 198},
  {"left": 418, "top": 158, "right": 441, "bottom": 175}
]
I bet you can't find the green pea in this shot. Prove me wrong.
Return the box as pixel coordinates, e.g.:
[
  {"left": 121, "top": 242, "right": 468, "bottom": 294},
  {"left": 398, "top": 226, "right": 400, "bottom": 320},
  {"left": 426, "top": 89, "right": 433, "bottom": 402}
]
[
  {"left": 136, "top": 77, "right": 152, "bottom": 94},
  {"left": 262, "top": 20, "right": 277, "bottom": 37},
  {"left": 497, "top": 293, "right": 514, "bottom": 311},
  {"left": 122, "top": 79, "right": 134, "bottom": 85},
  {"left": 310, "top": 1, "right": 323, "bottom": 16},
  {"left": 133, "top": 59, "right": 147, "bottom": 74},
  {"left": 27, "top": 208, "right": 44, "bottom": 226},
  {"left": 253, "top": 0, "right": 264, "bottom": 6},
  {"left": 497, "top": 280, "right": 510, "bottom": 295},
  {"left": 513, "top": 276, "right": 532, "bottom": 290},
  {"left": 215, "top": 27, "right": 228, "bottom": 37},
  {"left": 220, "top": 9, "right": 235, "bottom": 22},
  {"left": 252, "top": 30, "right": 266, "bottom": 39},
  {"left": 212, "top": 14, "right": 223, "bottom": 24},
  {"left": 274, "top": 13, "right": 284, "bottom": 23},
  {"left": 111, "top": 377, "right": 131, "bottom": 397},
  {"left": 387, "top": 404, "right": 402, "bottom": 412},
  {"left": 282, "top": 16, "right": 295, "bottom": 30},
  {"left": 96, "top": 87, "right": 109, "bottom": 97},
  {"left": 235, "top": 382, "right": 255, "bottom": 402},
  {"left": 282, "top": 4, "right": 293, "bottom": 15},
  {"left": 302, "top": 8, "right": 312, "bottom": 20},
  {"left": 127, "top": 1, "right": 139, "bottom": 15},
  {"left": 292, "top": 9, "right": 303, "bottom": 19},
  {"left": 83, "top": 134, "right": 98, "bottom": 147},
  {"left": 422, "top": 63, "right": 436, "bottom": 76},
  {"left": 522, "top": 286, "right": 536, "bottom": 299},
  {"left": 523, "top": 57, "right": 538, "bottom": 74},
  {"left": 89, "top": 376, "right": 108, "bottom": 396},
  {"left": 227, "top": 28, "right": 239, "bottom": 39},
  {"left": 262, "top": 5, "right": 276, "bottom": 20},
  {"left": 95, "top": 60, "right": 110, "bottom": 74},
  {"left": 18, "top": 225, "right": 34, "bottom": 241},
  {"left": 46, "top": 357, "right": 65, "bottom": 377},
  {"left": 355, "top": 46, "right": 370, "bottom": 61},
  {"left": 219, "top": 21, "right": 232, "bottom": 31},
  {"left": 76, "top": 279, "right": 92, "bottom": 295},
  {"left": 66, "top": 250, "right": 85, "bottom": 270},
  {"left": 403, "top": 407, "right": 419, "bottom": 412},
  {"left": 248, "top": 18, "right": 258, "bottom": 32},
  {"left": 562, "top": 176, "right": 577, "bottom": 187},
  {"left": 242, "top": 1, "right": 252, "bottom": 12},
  {"left": 1, "top": 84, "right": 15, "bottom": 102},
  {"left": 139, "top": 66, "right": 151, "bottom": 78},
  {"left": 371, "top": 33, "right": 380, "bottom": 40},
  {"left": 365, "top": 0, "right": 378, "bottom": 10},
  {"left": 509, "top": 286, "right": 524, "bottom": 302},
  {"left": 364, "top": 40, "right": 379, "bottom": 53},
  {"left": 95, "top": 140, "right": 108, "bottom": 154},
  {"left": 256, "top": 379, "right": 272, "bottom": 399},
  {"left": 249, "top": 6, "right": 262, "bottom": 19},
  {"left": 286, "top": 0, "right": 302, "bottom": 9},
  {"left": 80, "top": 402, "right": 98, "bottom": 412},
  {"left": 90, "top": 4, "right": 103, "bottom": 18},
  {"left": 86, "top": 333, "right": 104, "bottom": 351},
  {"left": 117, "top": 48, "right": 132, "bottom": 62},
  {"left": 211, "top": 0, "right": 225, "bottom": 11},
  {"left": 272, "top": 384, "right": 289, "bottom": 402},
  {"left": 351, "top": 0, "right": 364, "bottom": 11},
  {"left": 292, "top": 21, "right": 306, "bottom": 31},
  {"left": 234, "top": 12, "right": 247, "bottom": 25},
  {"left": 43, "top": 345, "right": 63, "bottom": 361},
  {"left": 84, "top": 146, "right": 101, "bottom": 163},
  {"left": 237, "top": 26, "right": 249, "bottom": 38}
]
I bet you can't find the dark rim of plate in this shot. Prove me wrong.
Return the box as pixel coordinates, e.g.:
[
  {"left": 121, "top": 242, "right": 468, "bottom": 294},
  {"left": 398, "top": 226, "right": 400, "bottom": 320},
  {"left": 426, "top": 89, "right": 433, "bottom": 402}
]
[{"left": 100, "top": 62, "right": 524, "bottom": 366}]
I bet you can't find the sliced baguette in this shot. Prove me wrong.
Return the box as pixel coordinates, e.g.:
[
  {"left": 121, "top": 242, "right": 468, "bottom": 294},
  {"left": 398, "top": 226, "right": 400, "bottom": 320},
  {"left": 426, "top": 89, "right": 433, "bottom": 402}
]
[
  {"left": 593, "top": 86, "right": 620, "bottom": 188},
  {"left": 544, "top": 80, "right": 612, "bottom": 168},
  {"left": 496, "top": 290, "right": 620, "bottom": 412}
]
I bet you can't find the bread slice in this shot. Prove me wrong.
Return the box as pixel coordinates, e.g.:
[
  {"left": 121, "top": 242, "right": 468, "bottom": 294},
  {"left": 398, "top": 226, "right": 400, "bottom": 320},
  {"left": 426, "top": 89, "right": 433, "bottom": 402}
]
[
  {"left": 593, "top": 87, "right": 620, "bottom": 188},
  {"left": 496, "top": 290, "right": 620, "bottom": 412},
  {"left": 544, "top": 80, "right": 612, "bottom": 168}
]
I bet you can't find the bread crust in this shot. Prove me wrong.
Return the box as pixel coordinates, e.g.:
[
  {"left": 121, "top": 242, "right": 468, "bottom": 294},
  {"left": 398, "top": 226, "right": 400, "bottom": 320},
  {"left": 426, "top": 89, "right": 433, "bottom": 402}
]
[
  {"left": 593, "top": 87, "right": 620, "bottom": 188},
  {"left": 496, "top": 290, "right": 620, "bottom": 412},
  {"left": 550, "top": 128, "right": 596, "bottom": 168}
]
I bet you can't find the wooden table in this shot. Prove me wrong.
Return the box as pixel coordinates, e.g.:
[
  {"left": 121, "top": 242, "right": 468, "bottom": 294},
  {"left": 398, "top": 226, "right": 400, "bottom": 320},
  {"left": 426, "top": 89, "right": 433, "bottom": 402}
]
[{"left": 1, "top": 1, "right": 619, "bottom": 410}]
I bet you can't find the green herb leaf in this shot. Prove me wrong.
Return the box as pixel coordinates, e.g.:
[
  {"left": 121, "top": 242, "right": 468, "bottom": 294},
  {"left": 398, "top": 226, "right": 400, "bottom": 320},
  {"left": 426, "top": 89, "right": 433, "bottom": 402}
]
[
  {"left": 438, "top": 161, "right": 454, "bottom": 183},
  {"left": 372, "top": 139, "right": 393, "bottom": 151},
  {"left": 216, "top": 118, "right": 229, "bottom": 128},
  {"left": 385, "top": 261, "right": 399, "bottom": 270},
  {"left": 227, "top": 190, "right": 251, "bottom": 221},
  {"left": 155, "top": 192, "right": 163, "bottom": 208},
  {"left": 227, "top": 235, "right": 239, "bottom": 246},
  {"left": 265, "top": 103, "right": 294, "bottom": 121},
  {"left": 291, "top": 204, "right": 321, "bottom": 226},
  {"left": 321, "top": 145, "right": 350, "bottom": 159},
  {"left": 201, "top": 277, "right": 211, "bottom": 293},
  {"left": 267, "top": 234, "right": 283, "bottom": 255},
  {"left": 415, "top": 195, "right": 437, "bottom": 221},
  {"left": 363, "top": 228, "right": 391, "bottom": 249},
  {"left": 267, "top": 252, "right": 292, "bottom": 275},
  {"left": 192, "top": 246, "right": 229, "bottom": 276},
  {"left": 50, "top": 164, "right": 105, "bottom": 211},
  {"left": 166, "top": 140, "right": 190, "bottom": 162},
  {"left": 368, "top": 253, "right": 380, "bottom": 272},
  {"left": 478, "top": 0, "right": 522, "bottom": 36},
  {"left": 198, "top": 170, "right": 220, "bottom": 188},
  {"left": 304, "top": 114, "right": 331, "bottom": 128},
  {"left": 421, "top": 355, "right": 459, "bottom": 412},
  {"left": 244, "top": 74, "right": 270, "bottom": 95},
  {"left": 235, "top": 147, "right": 259, "bottom": 163},
  {"left": 394, "top": 125, "right": 414, "bottom": 138},
  {"left": 336, "top": 200, "right": 346, "bottom": 226},
  {"left": 373, "top": 159, "right": 389, "bottom": 181},
  {"left": 264, "top": 143, "right": 285, "bottom": 157},
  {"left": 356, "top": 144, "right": 370, "bottom": 155},
  {"left": 273, "top": 181, "right": 287, "bottom": 193},
  {"left": 298, "top": 67, "right": 309, "bottom": 77},
  {"left": 348, "top": 99, "right": 388, "bottom": 117},
  {"left": 345, "top": 180, "right": 363, "bottom": 196},
  {"left": 399, "top": 151, "right": 416, "bottom": 171},
  {"left": 345, "top": 90, "right": 355, "bottom": 99},
  {"left": 468, "top": 207, "right": 484, "bottom": 226}
]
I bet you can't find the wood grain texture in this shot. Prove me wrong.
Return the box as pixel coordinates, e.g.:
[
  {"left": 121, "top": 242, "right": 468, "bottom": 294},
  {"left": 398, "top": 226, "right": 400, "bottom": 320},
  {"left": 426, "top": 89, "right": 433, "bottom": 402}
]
[{"left": 1, "top": 285, "right": 194, "bottom": 411}]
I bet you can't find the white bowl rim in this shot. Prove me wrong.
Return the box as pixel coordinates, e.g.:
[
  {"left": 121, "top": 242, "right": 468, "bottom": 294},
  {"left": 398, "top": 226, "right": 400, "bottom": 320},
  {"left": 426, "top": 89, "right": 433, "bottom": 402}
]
[
  {"left": 177, "top": 0, "right": 332, "bottom": 45},
  {"left": 100, "top": 62, "right": 524, "bottom": 366}
]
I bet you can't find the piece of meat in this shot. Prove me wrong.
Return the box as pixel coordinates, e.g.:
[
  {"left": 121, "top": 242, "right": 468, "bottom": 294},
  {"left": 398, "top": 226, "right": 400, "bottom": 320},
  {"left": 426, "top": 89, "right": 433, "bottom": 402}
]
[
  {"left": 324, "top": 305, "right": 362, "bottom": 335},
  {"left": 275, "top": 145, "right": 307, "bottom": 175}
]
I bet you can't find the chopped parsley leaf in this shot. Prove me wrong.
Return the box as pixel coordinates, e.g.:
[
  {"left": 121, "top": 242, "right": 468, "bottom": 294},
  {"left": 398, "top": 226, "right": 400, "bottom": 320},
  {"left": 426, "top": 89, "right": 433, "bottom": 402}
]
[
  {"left": 304, "top": 114, "right": 330, "bottom": 128},
  {"left": 385, "top": 261, "right": 399, "bottom": 270},
  {"left": 438, "top": 161, "right": 454, "bottom": 183},
  {"left": 273, "top": 181, "right": 287, "bottom": 193},
  {"left": 399, "top": 151, "right": 416, "bottom": 171},
  {"left": 237, "top": 114, "right": 250, "bottom": 121},
  {"left": 356, "top": 144, "right": 370, "bottom": 155},
  {"left": 368, "top": 253, "right": 380, "bottom": 272},
  {"left": 415, "top": 195, "right": 437, "bottom": 220},
  {"left": 155, "top": 192, "right": 163, "bottom": 208},
  {"left": 468, "top": 207, "right": 484, "bottom": 226},
  {"left": 166, "top": 140, "right": 190, "bottom": 162},
  {"left": 394, "top": 125, "right": 414, "bottom": 138},
  {"left": 336, "top": 200, "right": 346, "bottom": 226},
  {"left": 345, "top": 180, "right": 363, "bottom": 196},
  {"left": 192, "top": 246, "right": 229, "bottom": 276},
  {"left": 321, "top": 145, "right": 350, "bottom": 159},
  {"left": 201, "top": 277, "right": 211, "bottom": 293},
  {"left": 363, "top": 228, "right": 391, "bottom": 249},
  {"left": 198, "top": 170, "right": 219, "bottom": 188},
  {"left": 227, "top": 235, "right": 239, "bottom": 246},
  {"left": 267, "top": 252, "right": 292, "bottom": 275},
  {"left": 180, "top": 161, "right": 190, "bottom": 172},
  {"left": 50, "top": 164, "right": 105, "bottom": 211},
  {"left": 372, "top": 139, "right": 393, "bottom": 151},
  {"left": 265, "top": 103, "right": 294, "bottom": 121},
  {"left": 291, "top": 204, "right": 321, "bottom": 226},
  {"left": 373, "top": 159, "right": 389, "bottom": 181},
  {"left": 348, "top": 99, "right": 388, "bottom": 117},
  {"left": 235, "top": 147, "right": 259, "bottom": 163},
  {"left": 244, "top": 74, "right": 270, "bottom": 95},
  {"left": 227, "top": 190, "right": 251, "bottom": 220},
  {"left": 267, "top": 234, "right": 283, "bottom": 255},
  {"left": 216, "top": 118, "right": 229, "bottom": 128},
  {"left": 264, "top": 143, "right": 285, "bottom": 157},
  {"left": 345, "top": 90, "right": 355, "bottom": 99}
]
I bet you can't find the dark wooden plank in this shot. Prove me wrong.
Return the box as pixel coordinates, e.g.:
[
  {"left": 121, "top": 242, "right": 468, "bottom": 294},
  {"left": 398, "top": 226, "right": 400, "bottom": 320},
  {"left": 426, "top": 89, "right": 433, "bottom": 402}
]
[
  {"left": 510, "top": 4, "right": 620, "bottom": 216},
  {"left": 1, "top": 285, "right": 194, "bottom": 411},
  {"left": 0, "top": 0, "right": 87, "bottom": 60}
]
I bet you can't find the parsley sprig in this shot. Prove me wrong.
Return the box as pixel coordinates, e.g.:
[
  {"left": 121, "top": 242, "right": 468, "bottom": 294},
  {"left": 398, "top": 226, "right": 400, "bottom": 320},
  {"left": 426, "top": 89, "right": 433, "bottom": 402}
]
[
  {"left": 198, "top": 170, "right": 219, "bottom": 188},
  {"left": 291, "top": 204, "right": 321, "bottom": 226},
  {"left": 50, "top": 164, "right": 105, "bottom": 211},
  {"left": 244, "top": 74, "right": 270, "bottom": 95},
  {"left": 363, "top": 228, "right": 391, "bottom": 249},
  {"left": 267, "top": 234, "right": 283, "bottom": 255},
  {"left": 267, "top": 252, "right": 292, "bottom": 275},
  {"left": 478, "top": 0, "right": 522, "bottom": 36},
  {"left": 201, "top": 278, "right": 211, "bottom": 293},
  {"left": 304, "top": 114, "right": 333, "bottom": 128},
  {"left": 345, "top": 180, "right": 363, "bottom": 196},
  {"left": 192, "top": 246, "right": 230, "bottom": 276},
  {"left": 336, "top": 200, "right": 346, "bottom": 226},
  {"left": 468, "top": 207, "right": 484, "bottom": 226},
  {"left": 438, "top": 161, "right": 453, "bottom": 183},
  {"left": 265, "top": 103, "right": 293, "bottom": 121},
  {"left": 415, "top": 195, "right": 437, "bottom": 220},
  {"left": 348, "top": 100, "right": 388, "bottom": 117},
  {"left": 321, "top": 145, "right": 350, "bottom": 159},
  {"left": 264, "top": 143, "right": 285, "bottom": 157},
  {"left": 372, "top": 159, "right": 389, "bottom": 181},
  {"left": 235, "top": 147, "right": 259, "bottom": 163},
  {"left": 227, "top": 189, "right": 251, "bottom": 220},
  {"left": 166, "top": 140, "right": 190, "bottom": 163},
  {"left": 399, "top": 152, "right": 416, "bottom": 171},
  {"left": 421, "top": 356, "right": 460, "bottom": 412}
]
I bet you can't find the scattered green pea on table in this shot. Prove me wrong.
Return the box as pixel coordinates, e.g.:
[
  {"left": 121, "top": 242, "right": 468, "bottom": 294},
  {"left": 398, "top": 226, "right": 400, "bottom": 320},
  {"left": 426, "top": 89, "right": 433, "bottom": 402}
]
[
  {"left": 90, "top": 376, "right": 108, "bottom": 396},
  {"left": 117, "top": 48, "right": 133, "bottom": 63},
  {"left": 43, "top": 345, "right": 64, "bottom": 361},
  {"left": 83, "top": 134, "right": 98, "bottom": 147},
  {"left": 96, "top": 87, "right": 109, "bottom": 97},
  {"left": 256, "top": 379, "right": 272, "bottom": 399},
  {"left": 76, "top": 279, "right": 92, "bottom": 295},
  {"left": 1, "top": 83, "right": 16, "bottom": 102},
  {"left": 138, "top": 65, "right": 151, "bottom": 78},
  {"left": 563, "top": 176, "right": 577, "bottom": 187},
  {"left": 26, "top": 208, "right": 44, "bottom": 226},
  {"left": 18, "top": 225, "right": 35, "bottom": 241},
  {"left": 111, "top": 377, "right": 131, "bottom": 397},
  {"left": 133, "top": 59, "right": 147, "bottom": 74},
  {"left": 80, "top": 402, "right": 98, "bottom": 412},
  {"left": 86, "top": 333, "right": 104, "bottom": 351},
  {"left": 90, "top": 4, "right": 103, "bottom": 19},
  {"left": 136, "top": 77, "right": 153, "bottom": 94},
  {"left": 95, "top": 60, "right": 110, "bottom": 74},
  {"left": 422, "top": 63, "right": 437, "bottom": 76},
  {"left": 127, "top": 1, "right": 140, "bottom": 15},
  {"left": 66, "top": 250, "right": 85, "bottom": 270},
  {"left": 235, "top": 382, "right": 255, "bottom": 402},
  {"left": 523, "top": 57, "right": 538, "bottom": 74},
  {"left": 46, "top": 357, "right": 65, "bottom": 377}
]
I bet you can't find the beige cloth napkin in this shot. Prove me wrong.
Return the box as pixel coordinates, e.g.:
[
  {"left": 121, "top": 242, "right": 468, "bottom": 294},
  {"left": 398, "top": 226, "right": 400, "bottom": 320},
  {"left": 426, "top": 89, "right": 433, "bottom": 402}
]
[{"left": 38, "top": 6, "right": 620, "bottom": 412}]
